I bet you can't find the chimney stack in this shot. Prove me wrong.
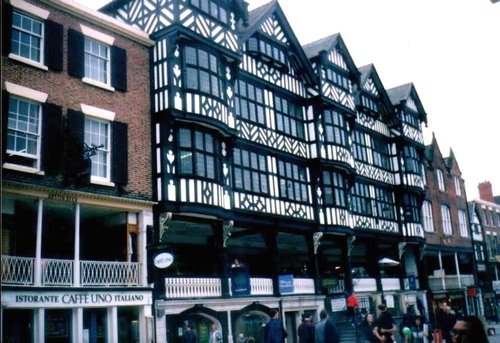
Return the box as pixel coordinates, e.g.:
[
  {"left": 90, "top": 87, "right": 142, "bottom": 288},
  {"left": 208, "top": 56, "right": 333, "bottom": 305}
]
[{"left": 478, "top": 181, "right": 494, "bottom": 202}]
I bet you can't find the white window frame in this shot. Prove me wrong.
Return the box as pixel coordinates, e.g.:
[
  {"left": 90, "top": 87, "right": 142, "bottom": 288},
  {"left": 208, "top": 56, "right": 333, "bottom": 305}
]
[
  {"left": 422, "top": 201, "right": 434, "bottom": 232},
  {"left": 454, "top": 176, "right": 461, "bottom": 196},
  {"left": 3, "top": 82, "right": 48, "bottom": 174},
  {"left": 81, "top": 104, "right": 115, "bottom": 186},
  {"left": 437, "top": 169, "right": 445, "bottom": 191},
  {"left": 458, "top": 210, "right": 468, "bottom": 237},
  {"left": 8, "top": 0, "right": 49, "bottom": 70},
  {"left": 84, "top": 37, "right": 111, "bottom": 87},
  {"left": 441, "top": 205, "right": 452, "bottom": 235}
]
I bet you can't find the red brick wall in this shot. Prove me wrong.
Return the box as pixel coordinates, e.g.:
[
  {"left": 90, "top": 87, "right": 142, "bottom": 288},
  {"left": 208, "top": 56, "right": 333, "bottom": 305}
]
[
  {"left": 424, "top": 145, "right": 471, "bottom": 248},
  {"left": 2, "top": 0, "right": 152, "bottom": 198}
]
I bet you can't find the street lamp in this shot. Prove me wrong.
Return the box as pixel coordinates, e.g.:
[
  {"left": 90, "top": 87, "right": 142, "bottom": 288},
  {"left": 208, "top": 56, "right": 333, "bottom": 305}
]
[{"left": 378, "top": 258, "right": 400, "bottom": 305}]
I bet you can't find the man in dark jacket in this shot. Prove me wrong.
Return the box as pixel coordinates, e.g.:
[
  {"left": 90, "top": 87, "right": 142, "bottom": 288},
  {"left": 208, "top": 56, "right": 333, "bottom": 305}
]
[
  {"left": 265, "top": 309, "right": 288, "bottom": 343},
  {"left": 298, "top": 314, "right": 315, "bottom": 343},
  {"left": 183, "top": 325, "right": 198, "bottom": 343},
  {"left": 315, "top": 310, "right": 339, "bottom": 343}
]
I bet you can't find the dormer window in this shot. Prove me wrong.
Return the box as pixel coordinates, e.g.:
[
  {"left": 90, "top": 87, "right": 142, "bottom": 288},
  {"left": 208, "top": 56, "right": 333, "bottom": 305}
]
[
  {"left": 361, "top": 94, "right": 379, "bottom": 114},
  {"left": 246, "top": 35, "right": 287, "bottom": 69},
  {"left": 401, "top": 109, "right": 419, "bottom": 128},
  {"left": 324, "top": 66, "right": 350, "bottom": 92},
  {"left": 191, "top": 0, "right": 228, "bottom": 25}
]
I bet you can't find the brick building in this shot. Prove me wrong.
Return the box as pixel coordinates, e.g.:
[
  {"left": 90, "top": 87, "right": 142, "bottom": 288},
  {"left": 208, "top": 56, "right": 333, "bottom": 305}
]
[
  {"left": 421, "top": 135, "right": 477, "bottom": 324},
  {"left": 1, "top": 0, "right": 155, "bottom": 341},
  {"left": 468, "top": 181, "right": 500, "bottom": 320}
]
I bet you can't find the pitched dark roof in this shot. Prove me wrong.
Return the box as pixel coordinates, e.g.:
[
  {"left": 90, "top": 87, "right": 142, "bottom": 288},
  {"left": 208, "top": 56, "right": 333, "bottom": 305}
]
[
  {"left": 386, "top": 83, "right": 413, "bottom": 105},
  {"left": 302, "top": 33, "right": 340, "bottom": 59}
]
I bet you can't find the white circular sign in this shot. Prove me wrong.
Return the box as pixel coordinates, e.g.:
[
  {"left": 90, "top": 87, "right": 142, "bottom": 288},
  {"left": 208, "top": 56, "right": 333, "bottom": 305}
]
[{"left": 154, "top": 253, "right": 174, "bottom": 269}]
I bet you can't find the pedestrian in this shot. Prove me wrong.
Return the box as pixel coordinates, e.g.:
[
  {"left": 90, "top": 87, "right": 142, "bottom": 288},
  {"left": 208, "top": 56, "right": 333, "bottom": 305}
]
[
  {"left": 373, "top": 304, "right": 397, "bottom": 343},
  {"left": 358, "top": 313, "right": 378, "bottom": 343},
  {"left": 347, "top": 291, "right": 360, "bottom": 326},
  {"left": 400, "top": 305, "right": 417, "bottom": 338},
  {"left": 438, "top": 306, "right": 457, "bottom": 343},
  {"left": 451, "top": 315, "right": 489, "bottom": 343},
  {"left": 410, "top": 315, "right": 430, "bottom": 343},
  {"left": 315, "top": 310, "right": 339, "bottom": 343},
  {"left": 183, "top": 325, "right": 198, "bottom": 343},
  {"left": 264, "top": 309, "right": 288, "bottom": 343},
  {"left": 209, "top": 323, "right": 222, "bottom": 343},
  {"left": 298, "top": 313, "right": 315, "bottom": 343}
]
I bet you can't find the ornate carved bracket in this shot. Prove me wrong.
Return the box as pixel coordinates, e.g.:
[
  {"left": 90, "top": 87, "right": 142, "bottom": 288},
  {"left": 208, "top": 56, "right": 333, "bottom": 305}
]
[
  {"left": 159, "top": 212, "right": 172, "bottom": 242},
  {"left": 313, "top": 232, "right": 323, "bottom": 255},
  {"left": 223, "top": 220, "right": 234, "bottom": 247},
  {"left": 419, "top": 243, "right": 427, "bottom": 260},
  {"left": 347, "top": 236, "right": 356, "bottom": 257},
  {"left": 399, "top": 242, "right": 407, "bottom": 260}
]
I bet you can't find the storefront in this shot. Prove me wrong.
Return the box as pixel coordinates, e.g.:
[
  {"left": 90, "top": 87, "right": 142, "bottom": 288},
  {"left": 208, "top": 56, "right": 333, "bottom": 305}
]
[{"left": 2, "top": 289, "right": 153, "bottom": 343}]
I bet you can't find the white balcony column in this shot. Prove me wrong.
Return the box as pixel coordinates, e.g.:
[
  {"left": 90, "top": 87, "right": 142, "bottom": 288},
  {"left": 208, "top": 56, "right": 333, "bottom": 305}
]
[
  {"left": 33, "top": 308, "right": 45, "bottom": 343},
  {"left": 138, "top": 305, "right": 149, "bottom": 343},
  {"left": 438, "top": 251, "right": 445, "bottom": 290},
  {"left": 74, "top": 203, "right": 81, "bottom": 286},
  {"left": 226, "top": 310, "right": 233, "bottom": 343},
  {"left": 138, "top": 210, "right": 148, "bottom": 286},
  {"left": 107, "top": 306, "right": 118, "bottom": 343},
  {"left": 34, "top": 198, "right": 44, "bottom": 286},
  {"left": 72, "top": 308, "right": 83, "bottom": 343},
  {"left": 454, "top": 252, "right": 461, "bottom": 288}
]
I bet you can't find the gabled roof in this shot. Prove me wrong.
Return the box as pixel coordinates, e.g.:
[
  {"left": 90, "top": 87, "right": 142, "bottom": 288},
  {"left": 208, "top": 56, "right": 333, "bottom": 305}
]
[
  {"left": 240, "top": 0, "right": 316, "bottom": 85},
  {"left": 357, "top": 63, "right": 396, "bottom": 124},
  {"left": 302, "top": 33, "right": 359, "bottom": 81},
  {"left": 444, "top": 148, "right": 462, "bottom": 176},
  {"left": 386, "top": 83, "right": 428, "bottom": 124},
  {"left": 424, "top": 133, "right": 440, "bottom": 165}
]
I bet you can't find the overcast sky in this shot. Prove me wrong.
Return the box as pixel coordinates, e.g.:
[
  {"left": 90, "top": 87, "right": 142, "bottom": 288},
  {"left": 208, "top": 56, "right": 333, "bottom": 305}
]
[{"left": 78, "top": 0, "right": 500, "bottom": 200}]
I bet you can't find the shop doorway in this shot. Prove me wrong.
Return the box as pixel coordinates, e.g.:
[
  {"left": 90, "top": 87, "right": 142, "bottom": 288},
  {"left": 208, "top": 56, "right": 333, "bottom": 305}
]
[
  {"left": 234, "top": 311, "right": 269, "bottom": 343},
  {"left": 83, "top": 308, "right": 107, "bottom": 343},
  {"left": 46, "top": 309, "right": 72, "bottom": 343}
]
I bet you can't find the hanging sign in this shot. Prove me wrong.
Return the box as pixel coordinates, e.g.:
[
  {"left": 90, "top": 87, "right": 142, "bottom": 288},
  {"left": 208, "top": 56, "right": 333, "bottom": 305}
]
[{"left": 154, "top": 253, "right": 174, "bottom": 269}]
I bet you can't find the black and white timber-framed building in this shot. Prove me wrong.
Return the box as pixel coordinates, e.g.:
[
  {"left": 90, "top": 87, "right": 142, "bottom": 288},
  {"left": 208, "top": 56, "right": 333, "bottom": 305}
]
[{"left": 100, "top": 0, "right": 430, "bottom": 342}]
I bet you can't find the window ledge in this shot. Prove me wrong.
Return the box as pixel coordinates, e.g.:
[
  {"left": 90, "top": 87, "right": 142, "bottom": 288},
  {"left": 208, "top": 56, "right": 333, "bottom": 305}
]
[
  {"left": 3, "top": 163, "right": 45, "bottom": 175},
  {"left": 8, "top": 54, "right": 48, "bottom": 71},
  {"left": 82, "top": 77, "right": 115, "bottom": 92},
  {"left": 90, "top": 177, "right": 115, "bottom": 187}
]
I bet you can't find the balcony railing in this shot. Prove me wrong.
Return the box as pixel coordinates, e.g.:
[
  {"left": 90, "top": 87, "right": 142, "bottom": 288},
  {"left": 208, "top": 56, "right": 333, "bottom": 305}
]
[
  {"left": 1, "top": 255, "right": 141, "bottom": 287},
  {"left": 353, "top": 278, "right": 377, "bottom": 292},
  {"left": 381, "top": 278, "right": 401, "bottom": 291},
  {"left": 2, "top": 255, "right": 34, "bottom": 285},
  {"left": 428, "top": 274, "right": 475, "bottom": 291}
]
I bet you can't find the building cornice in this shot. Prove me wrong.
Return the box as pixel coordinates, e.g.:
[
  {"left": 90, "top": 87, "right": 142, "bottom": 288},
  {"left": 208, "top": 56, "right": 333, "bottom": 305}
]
[{"left": 38, "top": 0, "right": 154, "bottom": 46}]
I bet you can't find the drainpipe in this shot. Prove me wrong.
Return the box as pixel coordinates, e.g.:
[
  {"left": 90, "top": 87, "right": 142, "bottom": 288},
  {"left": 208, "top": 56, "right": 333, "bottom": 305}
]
[
  {"left": 35, "top": 198, "right": 43, "bottom": 286},
  {"left": 438, "top": 251, "right": 445, "bottom": 290},
  {"left": 454, "top": 252, "right": 461, "bottom": 289}
]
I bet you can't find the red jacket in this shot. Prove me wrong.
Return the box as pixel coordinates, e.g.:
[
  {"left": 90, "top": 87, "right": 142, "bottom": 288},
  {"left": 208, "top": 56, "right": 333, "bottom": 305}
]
[{"left": 347, "top": 294, "right": 359, "bottom": 308}]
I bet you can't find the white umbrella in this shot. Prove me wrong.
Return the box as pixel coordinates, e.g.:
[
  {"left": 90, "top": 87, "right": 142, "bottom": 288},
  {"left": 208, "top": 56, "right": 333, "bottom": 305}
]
[{"left": 378, "top": 257, "right": 400, "bottom": 267}]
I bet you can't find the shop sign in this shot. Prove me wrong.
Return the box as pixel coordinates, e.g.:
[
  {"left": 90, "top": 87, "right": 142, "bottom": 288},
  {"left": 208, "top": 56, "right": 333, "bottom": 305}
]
[
  {"left": 154, "top": 252, "right": 174, "bottom": 269},
  {"left": 2, "top": 290, "right": 152, "bottom": 309},
  {"left": 278, "top": 274, "right": 294, "bottom": 294}
]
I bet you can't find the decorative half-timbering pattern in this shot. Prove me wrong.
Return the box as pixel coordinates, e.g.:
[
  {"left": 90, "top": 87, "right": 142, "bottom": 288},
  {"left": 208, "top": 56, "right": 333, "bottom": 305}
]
[
  {"left": 153, "top": 38, "right": 170, "bottom": 112},
  {"left": 402, "top": 172, "right": 425, "bottom": 190},
  {"left": 352, "top": 214, "right": 398, "bottom": 233},
  {"left": 321, "top": 207, "right": 353, "bottom": 228},
  {"left": 240, "top": 54, "right": 306, "bottom": 97},
  {"left": 114, "top": 0, "right": 176, "bottom": 34},
  {"left": 320, "top": 80, "right": 356, "bottom": 110},
  {"left": 258, "top": 15, "right": 288, "bottom": 44},
  {"left": 355, "top": 161, "right": 395, "bottom": 184},
  {"left": 327, "top": 50, "right": 348, "bottom": 71},
  {"left": 406, "top": 97, "right": 418, "bottom": 112},
  {"left": 233, "top": 192, "right": 314, "bottom": 220},
  {"left": 403, "top": 223, "right": 424, "bottom": 238},
  {"left": 180, "top": 3, "right": 238, "bottom": 52},
  {"left": 185, "top": 93, "right": 233, "bottom": 128},
  {"left": 402, "top": 123, "right": 424, "bottom": 145},
  {"left": 236, "top": 120, "right": 308, "bottom": 157},
  {"left": 179, "top": 178, "right": 226, "bottom": 207},
  {"left": 363, "top": 78, "right": 379, "bottom": 97},
  {"left": 356, "top": 112, "right": 391, "bottom": 137}
]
